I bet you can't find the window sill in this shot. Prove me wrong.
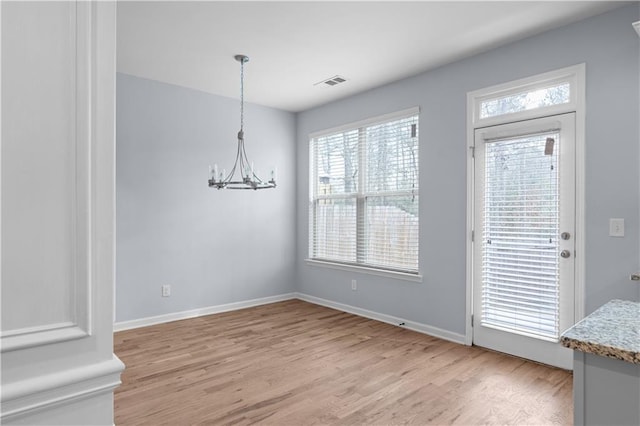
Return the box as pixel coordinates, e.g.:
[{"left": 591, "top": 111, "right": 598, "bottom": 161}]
[{"left": 305, "top": 259, "right": 423, "bottom": 282}]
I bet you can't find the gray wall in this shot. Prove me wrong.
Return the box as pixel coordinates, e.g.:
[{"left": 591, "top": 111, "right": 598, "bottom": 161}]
[
  {"left": 116, "top": 74, "right": 296, "bottom": 322},
  {"left": 295, "top": 5, "right": 640, "bottom": 336},
  {"left": 116, "top": 5, "right": 639, "bottom": 332}
]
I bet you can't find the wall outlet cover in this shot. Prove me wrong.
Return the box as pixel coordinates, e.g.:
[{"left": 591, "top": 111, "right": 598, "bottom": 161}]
[
  {"left": 162, "top": 284, "right": 171, "bottom": 297},
  {"left": 609, "top": 218, "right": 624, "bottom": 237}
]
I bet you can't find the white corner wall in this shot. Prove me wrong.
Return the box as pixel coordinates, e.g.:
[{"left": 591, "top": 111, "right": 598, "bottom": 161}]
[{"left": 1, "top": 2, "right": 123, "bottom": 424}]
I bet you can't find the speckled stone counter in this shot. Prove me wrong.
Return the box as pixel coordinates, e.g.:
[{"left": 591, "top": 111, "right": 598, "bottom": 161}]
[
  {"left": 561, "top": 299, "right": 640, "bottom": 426},
  {"left": 560, "top": 299, "right": 640, "bottom": 364}
]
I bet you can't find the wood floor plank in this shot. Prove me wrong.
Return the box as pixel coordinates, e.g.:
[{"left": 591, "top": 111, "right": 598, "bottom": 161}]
[{"left": 114, "top": 300, "right": 572, "bottom": 425}]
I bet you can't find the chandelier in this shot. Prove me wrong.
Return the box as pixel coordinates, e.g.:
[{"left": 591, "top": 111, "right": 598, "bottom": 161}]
[{"left": 208, "top": 55, "right": 276, "bottom": 190}]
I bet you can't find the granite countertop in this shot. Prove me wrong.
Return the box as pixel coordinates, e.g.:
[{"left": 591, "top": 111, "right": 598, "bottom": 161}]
[{"left": 561, "top": 299, "right": 640, "bottom": 364}]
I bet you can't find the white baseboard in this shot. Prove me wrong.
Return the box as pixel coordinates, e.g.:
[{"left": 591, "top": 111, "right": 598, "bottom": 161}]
[
  {"left": 113, "top": 292, "right": 465, "bottom": 346},
  {"left": 114, "top": 293, "right": 297, "bottom": 332},
  {"left": 295, "top": 292, "right": 466, "bottom": 345}
]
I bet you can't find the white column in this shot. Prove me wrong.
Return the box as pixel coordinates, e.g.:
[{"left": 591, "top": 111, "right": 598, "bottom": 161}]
[{"left": 1, "top": 1, "right": 124, "bottom": 424}]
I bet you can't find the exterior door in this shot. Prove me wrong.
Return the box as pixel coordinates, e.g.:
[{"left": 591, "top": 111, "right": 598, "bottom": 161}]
[{"left": 473, "top": 113, "right": 575, "bottom": 369}]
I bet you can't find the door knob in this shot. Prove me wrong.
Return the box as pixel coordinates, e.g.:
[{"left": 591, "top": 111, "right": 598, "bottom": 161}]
[{"left": 560, "top": 250, "right": 571, "bottom": 258}]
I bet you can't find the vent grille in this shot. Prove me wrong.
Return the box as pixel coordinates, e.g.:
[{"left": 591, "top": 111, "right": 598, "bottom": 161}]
[{"left": 315, "top": 75, "right": 348, "bottom": 87}]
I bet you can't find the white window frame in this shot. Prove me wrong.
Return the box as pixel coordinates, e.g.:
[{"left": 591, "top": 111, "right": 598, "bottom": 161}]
[
  {"left": 471, "top": 66, "right": 582, "bottom": 128},
  {"left": 466, "top": 64, "right": 586, "bottom": 345},
  {"left": 306, "top": 107, "right": 422, "bottom": 282}
]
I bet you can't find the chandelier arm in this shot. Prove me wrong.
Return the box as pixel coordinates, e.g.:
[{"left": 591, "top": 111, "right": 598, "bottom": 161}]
[
  {"left": 239, "top": 139, "right": 249, "bottom": 179},
  {"left": 220, "top": 135, "right": 242, "bottom": 185},
  {"left": 240, "top": 137, "right": 260, "bottom": 182},
  {"left": 231, "top": 138, "right": 244, "bottom": 180}
]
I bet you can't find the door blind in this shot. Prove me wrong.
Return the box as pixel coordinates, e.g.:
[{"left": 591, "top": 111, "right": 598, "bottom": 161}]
[{"left": 482, "top": 133, "right": 561, "bottom": 341}]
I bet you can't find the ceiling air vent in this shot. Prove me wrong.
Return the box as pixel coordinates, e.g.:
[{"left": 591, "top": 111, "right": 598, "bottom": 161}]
[{"left": 314, "top": 75, "right": 348, "bottom": 87}]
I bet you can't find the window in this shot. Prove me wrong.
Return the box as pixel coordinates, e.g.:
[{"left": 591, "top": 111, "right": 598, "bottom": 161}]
[
  {"left": 309, "top": 108, "right": 419, "bottom": 274},
  {"left": 479, "top": 82, "right": 570, "bottom": 119},
  {"left": 471, "top": 65, "right": 582, "bottom": 127}
]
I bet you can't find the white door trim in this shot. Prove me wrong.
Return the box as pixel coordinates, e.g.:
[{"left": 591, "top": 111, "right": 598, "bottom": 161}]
[{"left": 465, "top": 64, "right": 586, "bottom": 348}]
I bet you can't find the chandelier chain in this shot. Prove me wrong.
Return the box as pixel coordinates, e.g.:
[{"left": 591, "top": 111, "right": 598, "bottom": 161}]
[{"left": 240, "top": 57, "right": 244, "bottom": 132}]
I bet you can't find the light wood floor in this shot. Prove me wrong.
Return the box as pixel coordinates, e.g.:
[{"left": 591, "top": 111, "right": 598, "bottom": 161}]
[{"left": 114, "top": 299, "right": 572, "bottom": 425}]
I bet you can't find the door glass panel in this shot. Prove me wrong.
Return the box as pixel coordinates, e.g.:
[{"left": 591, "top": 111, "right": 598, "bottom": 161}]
[{"left": 482, "top": 132, "right": 560, "bottom": 341}]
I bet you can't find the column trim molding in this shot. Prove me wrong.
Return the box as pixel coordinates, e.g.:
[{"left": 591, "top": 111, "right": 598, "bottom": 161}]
[{"left": 0, "top": 355, "right": 125, "bottom": 422}]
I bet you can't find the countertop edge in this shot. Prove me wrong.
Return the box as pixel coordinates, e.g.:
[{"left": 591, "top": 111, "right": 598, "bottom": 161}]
[{"left": 560, "top": 336, "right": 640, "bottom": 365}]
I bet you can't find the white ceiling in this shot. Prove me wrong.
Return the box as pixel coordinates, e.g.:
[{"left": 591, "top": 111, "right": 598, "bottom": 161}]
[{"left": 117, "top": 1, "right": 628, "bottom": 112}]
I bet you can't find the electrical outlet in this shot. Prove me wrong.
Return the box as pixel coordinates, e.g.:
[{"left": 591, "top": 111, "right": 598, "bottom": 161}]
[
  {"left": 609, "top": 218, "right": 625, "bottom": 237},
  {"left": 162, "top": 284, "right": 171, "bottom": 297},
  {"left": 351, "top": 279, "right": 357, "bottom": 291}
]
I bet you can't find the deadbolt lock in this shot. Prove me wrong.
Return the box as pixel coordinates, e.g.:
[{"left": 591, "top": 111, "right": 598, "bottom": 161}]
[
  {"left": 561, "top": 232, "right": 571, "bottom": 240},
  {"left": 560, "top": 250, "right": 571, "bottom": 258}
]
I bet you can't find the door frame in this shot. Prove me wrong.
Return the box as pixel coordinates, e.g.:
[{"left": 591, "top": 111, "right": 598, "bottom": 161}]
[{"left": 465, "top": 64, "right": 586, "bottom": 351}]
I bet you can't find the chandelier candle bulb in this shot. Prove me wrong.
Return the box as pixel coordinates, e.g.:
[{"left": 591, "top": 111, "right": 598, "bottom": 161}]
[{"left": 213, "top": 164, "right": 219, "bottom": 180}]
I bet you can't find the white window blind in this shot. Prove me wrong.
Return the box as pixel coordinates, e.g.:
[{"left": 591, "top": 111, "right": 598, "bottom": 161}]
[
  {"left": 310, "top": 109, "right": 419, "bottom": 274},
  {"left": 482, "top": 133, "right": 560, "bottom": 341}
]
